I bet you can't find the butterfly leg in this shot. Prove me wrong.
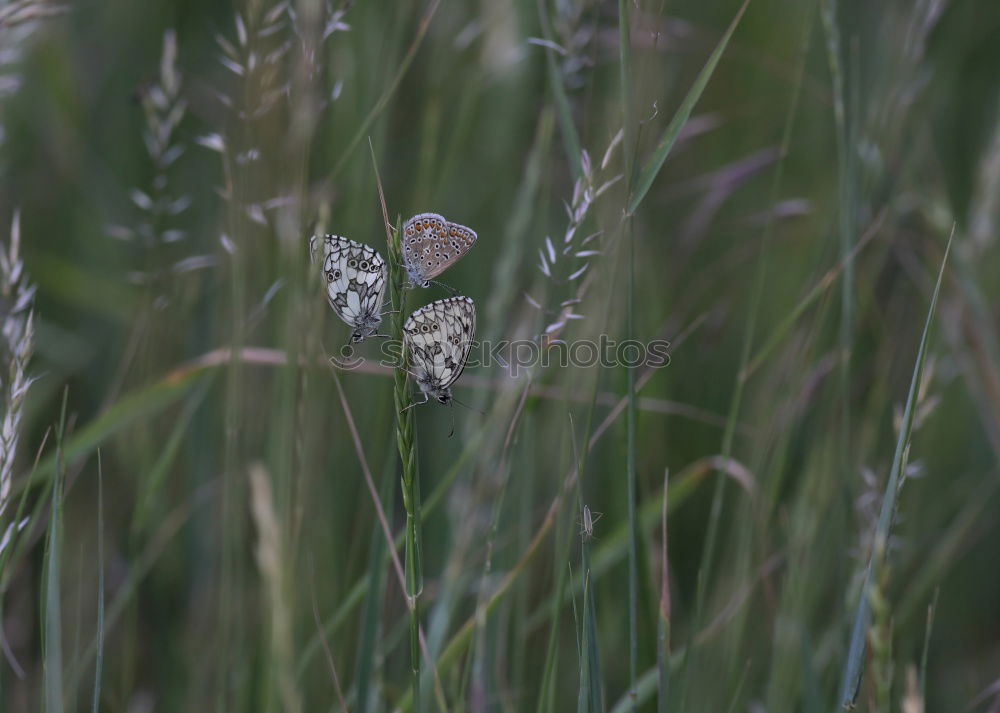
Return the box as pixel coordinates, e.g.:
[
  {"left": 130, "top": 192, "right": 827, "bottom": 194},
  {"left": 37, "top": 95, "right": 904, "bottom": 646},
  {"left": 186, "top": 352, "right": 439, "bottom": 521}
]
[
  {"left": 400, "top": 367, "right": 424, "bottom": 381},
  {"left": 400, "top": 392, "right": 429, "bottom": 412}
]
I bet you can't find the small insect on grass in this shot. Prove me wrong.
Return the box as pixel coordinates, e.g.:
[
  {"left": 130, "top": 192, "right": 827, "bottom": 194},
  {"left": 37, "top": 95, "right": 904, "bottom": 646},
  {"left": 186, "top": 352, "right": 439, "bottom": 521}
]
[{"left": 579, "top": 505, "right": 603, "bottom": 542}]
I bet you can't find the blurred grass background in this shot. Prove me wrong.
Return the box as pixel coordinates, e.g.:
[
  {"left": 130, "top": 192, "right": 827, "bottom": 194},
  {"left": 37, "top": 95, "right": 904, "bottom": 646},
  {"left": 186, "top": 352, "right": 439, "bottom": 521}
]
[{"left": 2, "top": 0, "right": 1000, "bottom": 711}]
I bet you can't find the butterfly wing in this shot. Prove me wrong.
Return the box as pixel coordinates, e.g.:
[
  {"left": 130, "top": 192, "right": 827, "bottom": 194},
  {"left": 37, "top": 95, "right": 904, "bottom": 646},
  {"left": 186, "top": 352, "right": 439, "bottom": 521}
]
[
  {"left": 316, "top": 235, "right": 386, "bottom": 335},
  {"left": 402, "top": 212, "right": 477, "bottom": 284},
  {"left": 403, "top": 296, "right": 476, "bottom": 394},
  {"left": 309, "top": 234, "right": 336, "bottom": 264}
]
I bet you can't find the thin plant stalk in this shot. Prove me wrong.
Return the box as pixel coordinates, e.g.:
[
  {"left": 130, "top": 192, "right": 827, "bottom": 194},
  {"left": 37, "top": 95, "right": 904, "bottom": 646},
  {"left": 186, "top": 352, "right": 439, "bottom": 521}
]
[
  {"left": 626, "top": 0, "right": 751, "bottom": 216},
  {"left": 538, "top": 0, "right": 583, "bottom": 179},
  {"left": 389, "top": 216, "right": 423, "bottom": 710},
  {"left": 839, "top": 229, "right": 953, "bottom": 707},
  {"left": 657, "top": 469, "right": 671, "bottom": 713},
  {"left": 918, "top": 588, "right": 938, "bottom": 705},
  {"left": 330, "top": 0, "right": 441, "bottom": 179},
  {"left": 618, "top": 0, "right": 639, "bottom": 707},
  {"left": 821, "top": 0, "right": 857, "bottom": 543},
  {"left": 615, "top": 3, "right": 752, "bottom": 708},
  {"left": 44, "top": 390, "right": 69, "bottom": 713},
  {"left": 671, "top": 0, "right": 791, "bottom": 703},
  {"left": 91, "top": 450, "right": 105, "bottom": 713},
  {"left": 371, "top": 141, "right": 423, "bottom": 709},
  {"left": 355, "top": 431, "right": 397, "bottom": 713}
]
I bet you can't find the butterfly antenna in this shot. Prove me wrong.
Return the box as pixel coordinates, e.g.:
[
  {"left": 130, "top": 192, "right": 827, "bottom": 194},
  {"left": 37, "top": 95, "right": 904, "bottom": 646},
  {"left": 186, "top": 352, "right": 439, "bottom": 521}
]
[
  {"left": 447, "top": 401, "right": 456, "bottom": 438},
  {"left": 452, "top": 395, "right": 485, "bottom": 416},
  {"left": 430, "top": 279, "right": 459, "bottom": 296}
]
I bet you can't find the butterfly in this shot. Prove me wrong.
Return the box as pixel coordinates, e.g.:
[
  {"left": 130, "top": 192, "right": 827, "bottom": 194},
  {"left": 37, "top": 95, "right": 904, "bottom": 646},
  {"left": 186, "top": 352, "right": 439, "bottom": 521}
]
[
  {"left": 402, "top": 213, "right": 477, "bottom": 287},
  {"left": 310, "top": 235, "right": 387, "bottom": 342},
  {"left": 403, "top": 296, "right": 476, "bottom": 407}
]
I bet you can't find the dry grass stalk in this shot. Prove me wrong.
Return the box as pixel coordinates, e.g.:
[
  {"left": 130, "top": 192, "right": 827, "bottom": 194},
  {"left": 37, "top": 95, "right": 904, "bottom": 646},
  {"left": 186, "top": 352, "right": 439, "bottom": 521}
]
[
  {"left": 531, "top": 131, "right": 622, "bottom": 340},
  {"left": 248, "top": 462, "right": 301, "bottom": 713},
  {"left": 0, "top": 211, "right": 35, "bottom": 519}
]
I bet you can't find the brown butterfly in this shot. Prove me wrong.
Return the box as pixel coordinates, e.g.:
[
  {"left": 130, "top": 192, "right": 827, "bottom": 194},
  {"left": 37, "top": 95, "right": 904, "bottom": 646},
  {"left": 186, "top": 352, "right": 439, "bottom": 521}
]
[{"left": 401, "top": 213, "right": 477, "bottom": 287}]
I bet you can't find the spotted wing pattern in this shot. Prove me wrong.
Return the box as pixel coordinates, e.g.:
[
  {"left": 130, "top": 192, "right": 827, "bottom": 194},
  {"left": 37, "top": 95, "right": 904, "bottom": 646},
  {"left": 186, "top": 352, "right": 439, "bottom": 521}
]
[
  {"left": 403, "top": 296, "right": 476, "bottom": 402},
  {"left": 310, "top": 235, "right": 387, "bottom": 341},
  {"left": 402, "top": 212, "right": 477, "bottom": 286}
]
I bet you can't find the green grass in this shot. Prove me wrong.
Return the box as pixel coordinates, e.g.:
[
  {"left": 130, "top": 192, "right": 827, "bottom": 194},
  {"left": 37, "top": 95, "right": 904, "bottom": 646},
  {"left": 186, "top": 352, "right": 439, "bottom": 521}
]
[{"left": 3, "top": 0, "right": 1000, "bottom": 711}]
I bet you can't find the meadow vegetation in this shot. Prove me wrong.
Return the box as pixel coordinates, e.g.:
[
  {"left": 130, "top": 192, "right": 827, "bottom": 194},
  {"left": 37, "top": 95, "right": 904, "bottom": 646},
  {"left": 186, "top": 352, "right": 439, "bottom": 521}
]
[{"left": 1, "top": 0, "right": 999, "bottom": 711}]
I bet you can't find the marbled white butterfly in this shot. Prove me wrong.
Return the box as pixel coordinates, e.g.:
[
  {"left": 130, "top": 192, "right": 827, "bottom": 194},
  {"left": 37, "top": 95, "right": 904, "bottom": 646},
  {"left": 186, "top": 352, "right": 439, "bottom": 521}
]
[
  {"left": 403, "top": 296, "right": 476, "bottom": 406},
  {"left": 310, "top": 235, "right": 387, "bottom": 343}
]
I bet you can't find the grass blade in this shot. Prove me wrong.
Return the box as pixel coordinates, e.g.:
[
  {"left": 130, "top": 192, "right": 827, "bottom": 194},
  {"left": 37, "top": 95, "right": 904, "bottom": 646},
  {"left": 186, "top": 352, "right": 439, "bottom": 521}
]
[
  {"left": 919, "top": 588, "right": 939, "bottom": 706},
  {"left": 371, "top": 140, "right": 424, "bottom": 711},
  {"left": 90, "top": 451, "right": 105, "bottom": 713},
  {"left": 619, "top": 0, "right": 637, "bottom": 185},
  {"left": 839, "top": 228, "right": 954, "bottom": 708},
  {"left": 356, "top": 434, "right": 397, "bottom": 713},
  {"left": 331, "top": 0, "right": 441, "bottom": 179},
  {"left": 583, "top": 549, "right": 604, "bottom": 713},
  {"left": 657, "top": 469, "right": 671, "bottom": 713},
  {"left": 619, "top": 0, "right": 639, "bottom": 706},
  {"left": 535, "top": 479, "right": 577, "bottom": 713},
  {"left": 821, "top": 0, "right": 857, "bottom": 483},
  {"left": 627, "top": 0, "right": 751, "bottom": 215},
  {"left": 22, "top": 370, "right": 206, "bottom": 494},
  {"left": 44, "top": 391, "right": 69, "bottom": 713},
  {"left": 576, "top": 569, "right": 591, "bottom": 713},
  {"left": 538, "top": 0, "right": 582, "bottom": 179},
  {"left": 134, "top": 378, "right": 213, "bottom": 532}
]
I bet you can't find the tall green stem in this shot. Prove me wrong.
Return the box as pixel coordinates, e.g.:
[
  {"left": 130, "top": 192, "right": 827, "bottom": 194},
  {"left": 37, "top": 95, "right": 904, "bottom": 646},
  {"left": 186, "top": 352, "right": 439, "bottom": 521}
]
[
  {"left": 388, "top": 217, "right": 423, "bottom": 710},
  {"left": 619, "top": 0, "right": 639, "bottom": 707}
]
